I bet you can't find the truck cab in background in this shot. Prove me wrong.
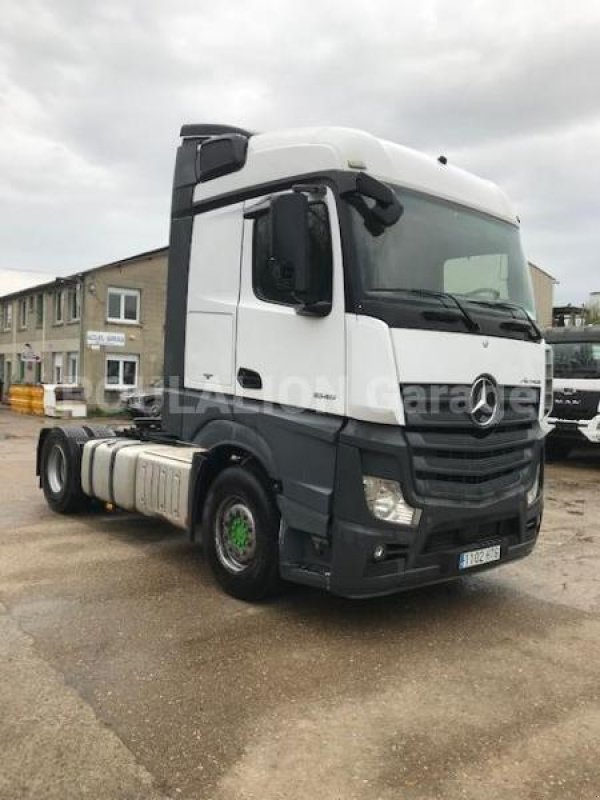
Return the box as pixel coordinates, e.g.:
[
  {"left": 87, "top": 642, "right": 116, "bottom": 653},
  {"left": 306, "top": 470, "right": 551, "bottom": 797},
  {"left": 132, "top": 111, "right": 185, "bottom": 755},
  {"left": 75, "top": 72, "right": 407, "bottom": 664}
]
[
  {"left": 37, "top": 124, "right": 552, "bottom": 600},
  {"left": 545, "top": 326, "right": 600, "bottom": 459}
]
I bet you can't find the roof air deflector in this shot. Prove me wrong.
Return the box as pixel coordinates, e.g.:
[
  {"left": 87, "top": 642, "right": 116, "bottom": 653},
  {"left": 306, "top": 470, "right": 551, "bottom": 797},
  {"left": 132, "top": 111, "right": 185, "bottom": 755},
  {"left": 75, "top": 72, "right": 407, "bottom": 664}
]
[{"left": 179, "top": 124, "right": 254, "bottom": 140}]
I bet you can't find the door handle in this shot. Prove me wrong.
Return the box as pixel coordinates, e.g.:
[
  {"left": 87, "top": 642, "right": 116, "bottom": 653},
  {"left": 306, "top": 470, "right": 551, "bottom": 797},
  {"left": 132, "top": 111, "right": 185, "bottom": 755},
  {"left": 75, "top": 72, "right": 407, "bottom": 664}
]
[{"left": 237, "top": 367, "right": 262, "bottom": 390}]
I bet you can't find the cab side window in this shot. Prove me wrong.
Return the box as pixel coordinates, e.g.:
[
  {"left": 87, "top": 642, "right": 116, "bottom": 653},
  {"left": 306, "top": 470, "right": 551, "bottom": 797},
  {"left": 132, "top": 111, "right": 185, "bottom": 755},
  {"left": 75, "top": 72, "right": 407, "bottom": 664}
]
[{"left": 253, "top": 201, "right": 333, "bottom": 306}]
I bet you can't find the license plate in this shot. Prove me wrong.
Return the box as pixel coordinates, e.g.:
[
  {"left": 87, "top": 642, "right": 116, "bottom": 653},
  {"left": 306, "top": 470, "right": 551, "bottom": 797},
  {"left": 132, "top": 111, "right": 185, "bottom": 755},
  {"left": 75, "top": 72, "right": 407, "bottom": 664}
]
[{"left": 459, "top": 544, "right": 501, "bottom": 570}]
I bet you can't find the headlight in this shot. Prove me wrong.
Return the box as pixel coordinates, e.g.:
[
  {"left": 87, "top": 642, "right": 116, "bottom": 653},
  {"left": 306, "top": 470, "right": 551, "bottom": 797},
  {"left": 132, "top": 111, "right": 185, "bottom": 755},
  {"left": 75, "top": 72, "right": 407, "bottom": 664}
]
[
  {"left": 527, "top": 465, "right": 540, "bottom": 506},
  {"left": 362, "top": 476, "right": 421, "bottom": 526},
  {"left": 544, "top": 346, "right": 553, "bottom": 416}
]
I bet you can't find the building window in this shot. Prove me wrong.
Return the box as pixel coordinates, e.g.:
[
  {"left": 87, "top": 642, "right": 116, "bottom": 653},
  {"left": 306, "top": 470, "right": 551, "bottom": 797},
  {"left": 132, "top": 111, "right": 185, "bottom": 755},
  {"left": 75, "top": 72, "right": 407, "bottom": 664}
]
[
  {"left": 66, "top": 352, "right": 79, "bottom": 384},
  {"left": 28, "top": 295, "right": 35, "bottom": 312},
  {"left": 18, "top": 298, "right": 27, "bottom": 329},
  {"left": 67, "top": 286, "right": 81, "bottom": 322},
  {"left": 5, "top": 360, "right": 12, "bottom": 385},
  {"left": 105, "top": 354, "right": 139, "bottom": 390},
  {"left": 107, "top": 288, "right": 140, "bottom": 324},
  {"left": 0, "top": 304, "right": 10, "bottom": 331},
  {"left": 53, "top": 353, "right": 64, "bottom": 384},
  {"left": 54, "top": 291, "right": 64, "bottom": 324},
  {"left": 36, "top": 294, "right": 44, "bottom": 328}
]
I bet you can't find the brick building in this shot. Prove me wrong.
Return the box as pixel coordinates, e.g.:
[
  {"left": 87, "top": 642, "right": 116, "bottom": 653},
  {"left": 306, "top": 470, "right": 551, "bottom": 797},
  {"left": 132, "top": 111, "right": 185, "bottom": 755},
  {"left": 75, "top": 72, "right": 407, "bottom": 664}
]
[{"left": 0, "top": 248, "right": 167, "bottom": 410}]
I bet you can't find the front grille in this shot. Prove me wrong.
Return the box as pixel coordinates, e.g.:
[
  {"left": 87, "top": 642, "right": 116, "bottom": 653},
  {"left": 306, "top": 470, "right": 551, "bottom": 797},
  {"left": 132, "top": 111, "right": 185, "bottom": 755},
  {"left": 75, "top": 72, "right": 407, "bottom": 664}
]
[
  {"left": 402, "top": 384, "right": 540, "bottom": 429},
  {"left": 402, "top": 384, "right": 539, "bottom": 501},
  {"left": 552, "top": 390, "right": 600, "bottom": 421}
]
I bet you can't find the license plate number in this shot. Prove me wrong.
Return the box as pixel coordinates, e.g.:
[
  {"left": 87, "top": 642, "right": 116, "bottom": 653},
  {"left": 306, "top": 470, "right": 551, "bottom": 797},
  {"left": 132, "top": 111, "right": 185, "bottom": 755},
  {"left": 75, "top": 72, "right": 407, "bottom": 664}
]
[{"left": 459, "top": 545, "right": 501, "bottom": 570}]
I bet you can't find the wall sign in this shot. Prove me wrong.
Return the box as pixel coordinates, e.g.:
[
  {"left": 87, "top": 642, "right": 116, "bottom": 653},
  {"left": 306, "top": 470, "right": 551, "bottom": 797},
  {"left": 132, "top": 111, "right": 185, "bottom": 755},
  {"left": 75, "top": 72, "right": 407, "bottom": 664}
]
[
  {"left": 20, "top": 344, "right": 41, "bottom": 363},
  {"left": 86, "top": 331, "right": 126, "bottom": 348}
]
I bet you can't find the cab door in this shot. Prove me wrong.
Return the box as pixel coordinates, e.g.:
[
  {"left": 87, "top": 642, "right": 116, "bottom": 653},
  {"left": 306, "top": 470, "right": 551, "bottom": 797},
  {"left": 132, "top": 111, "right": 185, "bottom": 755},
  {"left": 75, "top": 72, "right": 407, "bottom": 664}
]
[
  {"left": 235, "top": 188, "right": 346, "bottom": 416},
  {"left": 184, "top": 202, "right": 244, "bottom": 397}
]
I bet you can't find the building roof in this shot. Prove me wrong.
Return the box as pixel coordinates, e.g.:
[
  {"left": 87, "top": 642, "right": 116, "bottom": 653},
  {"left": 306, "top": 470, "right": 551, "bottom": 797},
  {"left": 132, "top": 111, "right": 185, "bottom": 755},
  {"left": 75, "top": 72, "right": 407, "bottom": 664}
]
[
  {"left": 0, "top": 269, "right": 56, "bottom": 298},
  {"left": 553, "top": 304, "right": 585, "bottom": 313},
  {"left": 0, "top": 246, "right": 168, "bottom": 303}
]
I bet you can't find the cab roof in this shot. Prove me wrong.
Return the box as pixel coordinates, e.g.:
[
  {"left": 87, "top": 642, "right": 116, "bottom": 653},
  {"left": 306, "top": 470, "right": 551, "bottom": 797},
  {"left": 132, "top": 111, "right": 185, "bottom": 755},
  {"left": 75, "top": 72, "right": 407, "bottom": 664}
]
[{"left": 190, "top": 125, "right": 518, "bottom": 224}]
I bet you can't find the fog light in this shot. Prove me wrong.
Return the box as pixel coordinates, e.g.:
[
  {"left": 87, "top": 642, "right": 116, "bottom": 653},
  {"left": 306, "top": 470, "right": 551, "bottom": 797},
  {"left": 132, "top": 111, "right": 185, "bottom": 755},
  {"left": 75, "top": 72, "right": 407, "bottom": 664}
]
[
  {"left": 527, "top": 466, "right": 540, "bottom": 507},
  {"left": 362, "top": 476, "right": 421, "bottom": 526},
  {"left": 373, "top": 544, "right": 386, "bottom": 561}
]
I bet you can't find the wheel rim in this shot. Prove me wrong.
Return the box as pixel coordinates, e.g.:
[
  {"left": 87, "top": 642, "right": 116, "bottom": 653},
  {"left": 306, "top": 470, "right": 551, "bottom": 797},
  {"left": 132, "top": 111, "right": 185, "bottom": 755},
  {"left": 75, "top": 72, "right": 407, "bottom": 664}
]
[
  {"left": 47, "top": 444, "right": 66, "bottom": 495},
  {"left": 214, "top": 497, "right": 257, "bottom": 574}
]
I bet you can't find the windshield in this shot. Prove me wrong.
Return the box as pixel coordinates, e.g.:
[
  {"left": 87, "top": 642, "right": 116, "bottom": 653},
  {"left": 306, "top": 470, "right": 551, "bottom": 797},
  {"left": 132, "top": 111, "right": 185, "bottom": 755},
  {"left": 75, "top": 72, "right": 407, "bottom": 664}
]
[
  {"left": 349, "top": 185, "right": 535, "bottom": 317},
  {"left": 552, "top": 341, "right": 600, "bottom": 378}
]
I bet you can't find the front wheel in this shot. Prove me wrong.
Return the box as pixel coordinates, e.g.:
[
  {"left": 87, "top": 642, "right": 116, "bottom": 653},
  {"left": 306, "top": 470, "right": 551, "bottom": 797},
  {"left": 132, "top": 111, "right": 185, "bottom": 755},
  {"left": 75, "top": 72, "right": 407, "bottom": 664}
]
[{"left": 202, "top": 465, "right": 282, "bottom": 601}]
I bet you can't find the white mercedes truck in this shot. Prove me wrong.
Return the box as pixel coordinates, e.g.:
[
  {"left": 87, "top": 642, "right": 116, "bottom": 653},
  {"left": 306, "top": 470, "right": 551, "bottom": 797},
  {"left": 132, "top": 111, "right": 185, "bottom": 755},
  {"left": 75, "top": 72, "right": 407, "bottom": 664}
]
[
  {"left": 36, "top": 125, "right": 552, "bottom": 600},
  {"left": 545, "top": 326, "right": 600, "bottom": 458}
]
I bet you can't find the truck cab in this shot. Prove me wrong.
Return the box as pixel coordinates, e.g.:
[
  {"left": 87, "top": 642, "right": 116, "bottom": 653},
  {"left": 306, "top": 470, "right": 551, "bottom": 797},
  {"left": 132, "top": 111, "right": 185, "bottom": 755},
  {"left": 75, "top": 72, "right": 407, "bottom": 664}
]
[
  {"left": 545, "top": 326, "right": 600, "bottom": 458},
  {"left": 38, "top": 124, "right": 551, "bottom": 600}
]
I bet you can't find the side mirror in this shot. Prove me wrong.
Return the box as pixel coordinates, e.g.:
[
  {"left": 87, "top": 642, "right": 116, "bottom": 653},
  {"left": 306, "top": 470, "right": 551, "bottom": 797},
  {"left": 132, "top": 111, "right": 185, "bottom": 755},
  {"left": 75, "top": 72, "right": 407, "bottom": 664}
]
[{"left": 270, "top": 193, "right": 311, "bottom": 297}]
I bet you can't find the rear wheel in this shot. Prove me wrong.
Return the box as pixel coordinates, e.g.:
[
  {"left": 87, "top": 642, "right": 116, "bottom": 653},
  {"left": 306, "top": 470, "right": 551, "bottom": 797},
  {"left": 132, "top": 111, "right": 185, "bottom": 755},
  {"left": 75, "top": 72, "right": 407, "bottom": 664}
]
[
  {"left": 203, "top": 465, "right": 282, "bottom": 601},
  {"left": 41, "top": 428, "right": 89, "bottom": 513}
]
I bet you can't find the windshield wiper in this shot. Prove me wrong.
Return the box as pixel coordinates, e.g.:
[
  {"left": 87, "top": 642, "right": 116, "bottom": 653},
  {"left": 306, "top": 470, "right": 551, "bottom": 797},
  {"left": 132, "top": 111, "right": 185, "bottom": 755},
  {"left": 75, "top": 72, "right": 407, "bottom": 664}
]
[
  {"left": 464, "top": 298, "right": 542, "bottom": 341},
  {"left": 400, "top": 289, "right": 481, "bottom": 333}
]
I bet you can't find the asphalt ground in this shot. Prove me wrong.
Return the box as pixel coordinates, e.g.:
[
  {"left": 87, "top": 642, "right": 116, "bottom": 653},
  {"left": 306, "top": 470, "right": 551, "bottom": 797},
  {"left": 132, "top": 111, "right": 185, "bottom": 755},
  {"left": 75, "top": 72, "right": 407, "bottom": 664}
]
[{"left": 1, "top": 408, "right": 599, "bottom": 800}]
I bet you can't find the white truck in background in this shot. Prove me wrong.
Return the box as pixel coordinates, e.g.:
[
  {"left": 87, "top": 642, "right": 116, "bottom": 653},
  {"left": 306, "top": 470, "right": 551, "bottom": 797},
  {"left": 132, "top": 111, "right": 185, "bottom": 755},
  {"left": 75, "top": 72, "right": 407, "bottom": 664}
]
[
  {"left": 37, "top": 124, "right": 551, "bottom": 600},
  {"left": 545, "top": 326, "right": 600, "bottom": 458}
]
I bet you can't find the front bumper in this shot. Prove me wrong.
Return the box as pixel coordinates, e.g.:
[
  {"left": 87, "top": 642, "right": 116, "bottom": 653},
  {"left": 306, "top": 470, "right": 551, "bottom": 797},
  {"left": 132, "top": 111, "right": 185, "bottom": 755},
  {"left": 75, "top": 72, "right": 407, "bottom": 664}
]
[
  {"left": 281, "top": 417, "right": 544, "bottom": 598},
  {"left": 328, "top": 498, "right": 541, "bottom": 598},
  {"left": 546, "top": 415, "right": 600, "bottom": 444}
]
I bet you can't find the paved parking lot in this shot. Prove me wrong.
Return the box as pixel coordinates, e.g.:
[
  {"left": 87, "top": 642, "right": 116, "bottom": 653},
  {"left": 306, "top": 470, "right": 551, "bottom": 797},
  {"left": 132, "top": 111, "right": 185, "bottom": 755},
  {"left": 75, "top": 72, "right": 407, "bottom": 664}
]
[{"left": 1, "top": 408, "right": 599, "bottom": 800}]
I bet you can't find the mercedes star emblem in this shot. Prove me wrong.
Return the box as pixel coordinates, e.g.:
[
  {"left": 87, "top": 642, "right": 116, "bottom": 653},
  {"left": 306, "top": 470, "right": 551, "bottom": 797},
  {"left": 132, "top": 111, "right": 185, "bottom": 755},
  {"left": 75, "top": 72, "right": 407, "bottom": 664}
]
[{"left": 470, "top": 375, "right": 499, "bottom": 427}]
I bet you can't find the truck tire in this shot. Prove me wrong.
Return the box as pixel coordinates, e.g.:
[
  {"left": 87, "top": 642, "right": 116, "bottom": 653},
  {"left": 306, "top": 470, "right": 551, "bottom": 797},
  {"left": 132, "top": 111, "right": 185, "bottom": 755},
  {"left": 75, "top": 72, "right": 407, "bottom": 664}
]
[
  {"left": 202, "top": 465, "right": 282, "bottom": 601},
  {"left": 40, "top": 428, "right": 89, "bottom": 514}
]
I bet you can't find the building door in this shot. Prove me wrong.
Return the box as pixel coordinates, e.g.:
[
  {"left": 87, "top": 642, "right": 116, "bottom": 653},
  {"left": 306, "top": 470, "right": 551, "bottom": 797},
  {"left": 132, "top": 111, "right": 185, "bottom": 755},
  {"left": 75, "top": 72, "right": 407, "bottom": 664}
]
[
  {"left": 53, "top": 353, "right": 63, "bottom": 384},
  {"left": 67, "top": 352, "right": 79, "bottom": 384}
]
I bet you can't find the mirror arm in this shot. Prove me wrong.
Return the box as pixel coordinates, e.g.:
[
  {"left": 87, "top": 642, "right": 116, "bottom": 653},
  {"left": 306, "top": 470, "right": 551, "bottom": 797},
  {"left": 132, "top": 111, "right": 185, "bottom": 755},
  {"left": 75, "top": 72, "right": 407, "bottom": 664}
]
[
  {"left": 341, "top": 172, "right": 403, "bottom": 235},
  {"left": 343, "top": 194, "right": 386, "bottom": 237}
]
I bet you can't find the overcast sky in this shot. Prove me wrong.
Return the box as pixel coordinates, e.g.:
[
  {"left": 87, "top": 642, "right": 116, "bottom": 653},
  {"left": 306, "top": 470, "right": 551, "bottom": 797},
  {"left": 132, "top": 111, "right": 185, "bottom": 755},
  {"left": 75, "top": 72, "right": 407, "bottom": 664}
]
[{"left": 1, "top": 0, "right": 599, "bottom": 303}]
